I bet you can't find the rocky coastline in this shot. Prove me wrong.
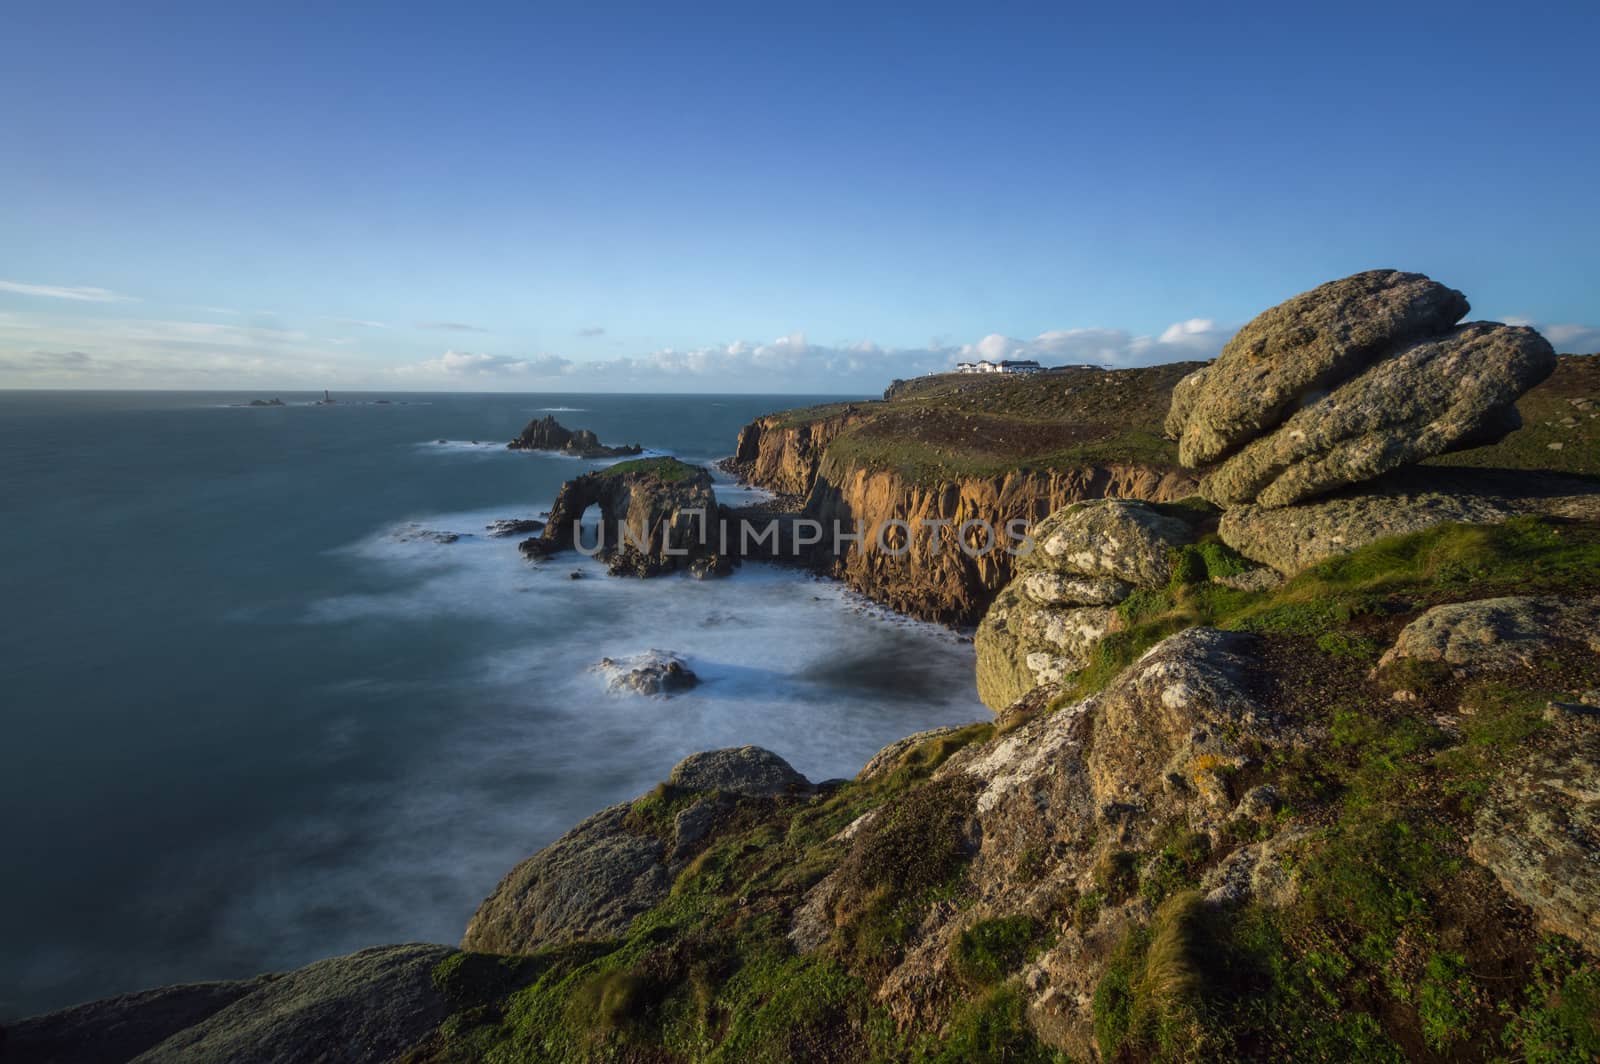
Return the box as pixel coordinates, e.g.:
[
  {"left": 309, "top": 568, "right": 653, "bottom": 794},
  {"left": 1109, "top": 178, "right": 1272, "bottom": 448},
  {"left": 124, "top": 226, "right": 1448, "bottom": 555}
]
[{"left": 8, "top": 270, "right": 1599, "bottom": 1063}]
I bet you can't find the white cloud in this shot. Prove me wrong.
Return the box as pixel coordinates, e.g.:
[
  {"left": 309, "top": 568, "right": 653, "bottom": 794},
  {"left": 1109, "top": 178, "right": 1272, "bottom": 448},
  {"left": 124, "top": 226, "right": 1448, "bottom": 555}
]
[
  {"left": 578, "top": 326, "right": 606, "bottom": 337},
  {"left": 393, "top": 350, "right": 572, "bottom": 378},
  {"left": 0, "top": 280, "right": 138, "bottom": 303},
  {"left": 415, "top": 321, "right": 488, "bottom": 333},
  {"left": 1542, "top": 323, "right": 1600, "bottom": 353}
]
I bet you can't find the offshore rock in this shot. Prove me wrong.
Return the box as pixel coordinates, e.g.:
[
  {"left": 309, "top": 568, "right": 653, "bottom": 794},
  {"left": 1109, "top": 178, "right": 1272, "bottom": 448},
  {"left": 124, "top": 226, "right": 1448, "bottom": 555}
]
[
  {"left": 1174, "top": 269, "right": 1469, "bottom": 466},
  {"left": 531, "top": 458, "right": 722, "bottom": 575},
  {"left": 507, "top": 414, "right": 642, "bottom": 458},
  {"left": 593, "top": 650, "right": 700, "bottom": 696}
]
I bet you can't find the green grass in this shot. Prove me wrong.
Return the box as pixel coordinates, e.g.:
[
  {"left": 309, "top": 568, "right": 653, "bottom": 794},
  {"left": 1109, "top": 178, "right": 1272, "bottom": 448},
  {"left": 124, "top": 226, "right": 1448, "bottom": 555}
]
[
  {"left": 951, "top": 916, "right": 1047, "bottom": 988},
  {"left": 597, "top": 455, "right": 703, "bottom": 482}
]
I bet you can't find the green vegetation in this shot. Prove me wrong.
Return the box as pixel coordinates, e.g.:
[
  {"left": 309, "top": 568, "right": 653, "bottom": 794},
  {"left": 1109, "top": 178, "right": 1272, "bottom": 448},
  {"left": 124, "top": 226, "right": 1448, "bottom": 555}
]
[
  {"left": 597, "top": 455, "right": 702, "bottom": 482},
  {"left": 805, "top": 362, "right": 1199, "bottom": 484},
  {"left": 951, "top": 915, "right": 1047, "bottom": 988},
  {"left": 1059, "top": 515, "right": 1600, "bottom": 703}
]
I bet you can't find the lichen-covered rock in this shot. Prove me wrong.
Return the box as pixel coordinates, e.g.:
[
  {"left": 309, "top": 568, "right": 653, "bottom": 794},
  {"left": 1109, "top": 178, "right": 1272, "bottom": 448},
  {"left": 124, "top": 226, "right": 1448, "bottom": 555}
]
[
  {"left": 1026, "top": 499, "right": 1191, "bottom": 587},
  {"left": 1174, "top": 269, "right": 1468, "bottom": 466},
  {"left": 1019, "top": 605, "right": 1120, "bottom": 664},
  {"left": 1375, "top": 596, "right": 1600, "bottom": 675},
  {"left": 1202, "top": 322, "right": 1556, "bottom": 507},
  {"left": 975, "top": 586, "right": 1120, "bottom": 710},
  {"left": 1219, "top": 489, "right": 1510, "bottom": 574},
  {"left": 976, "top": 500, "right": 1190, "bottom": 709},
  {"left": 131, "top": 945, "right": 454, "bottom": 1064},
  {"left": 668, "top": 746, "right": 811, "bottom": 798},
  {"left": 1086, "top": 628, "right": 1279, "bottom": 837},
  {"left": 1018, "top": 571, "right": 1133, "bottom": 607},
  {"left": 1201, "top": 827, "right": 1309, "bottom": 908},
  {"left": 1469, "top": 706, "right": 1600, "bottom": 952}
]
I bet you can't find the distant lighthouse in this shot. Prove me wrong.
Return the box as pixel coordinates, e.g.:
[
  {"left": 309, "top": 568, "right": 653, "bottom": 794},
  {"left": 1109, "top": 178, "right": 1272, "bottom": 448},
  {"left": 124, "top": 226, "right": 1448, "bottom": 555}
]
[{"left": 318, "top": 389, "right": 336, "bottom": 405}]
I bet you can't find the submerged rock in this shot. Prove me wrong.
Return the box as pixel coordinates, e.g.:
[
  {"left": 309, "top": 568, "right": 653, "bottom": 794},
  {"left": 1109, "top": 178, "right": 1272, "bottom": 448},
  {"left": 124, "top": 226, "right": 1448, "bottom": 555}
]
[
  {"left": 593, "top": 650, "right": 700, "bottom": 696},
  {"left": 1174, "top": 269, "right": 1469, "bottom": 466},
  {"left": 391, "top": 524, "right": 462, "bottom": 544},
  {"left": 485, "top": 517, "right": 545, "bottom": 537}
]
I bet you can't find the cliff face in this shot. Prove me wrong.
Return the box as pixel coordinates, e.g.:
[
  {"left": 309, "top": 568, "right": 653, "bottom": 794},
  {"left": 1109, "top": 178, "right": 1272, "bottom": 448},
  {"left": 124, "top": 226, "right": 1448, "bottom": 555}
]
[
  {"left": 803, "top": 455, "right": 1198, "bottom": 624},
  {"left": 730, "top": 407, "right": 867, "bottom": 496}
]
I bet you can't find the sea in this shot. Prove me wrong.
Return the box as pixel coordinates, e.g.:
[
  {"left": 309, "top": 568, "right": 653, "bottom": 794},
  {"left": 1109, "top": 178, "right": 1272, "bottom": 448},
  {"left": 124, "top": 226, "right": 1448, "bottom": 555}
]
[{"left": 0, "top": 390, "right": 986, "bottom": 1018}]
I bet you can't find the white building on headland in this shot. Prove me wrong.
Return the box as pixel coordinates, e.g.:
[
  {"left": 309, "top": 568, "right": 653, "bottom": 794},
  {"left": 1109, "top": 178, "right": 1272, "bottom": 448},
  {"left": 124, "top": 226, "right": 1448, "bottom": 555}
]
[{"left": 954, "top": 359, "right": 1044, "bottom": 375}]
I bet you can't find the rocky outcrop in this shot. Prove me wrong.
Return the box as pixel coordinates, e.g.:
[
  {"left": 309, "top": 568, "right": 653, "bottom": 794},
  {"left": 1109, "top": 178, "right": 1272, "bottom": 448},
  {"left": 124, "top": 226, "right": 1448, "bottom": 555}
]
[
  {"left": 462, "top": 748, "right": 810, "bottom": 956},
  {"left": 1220, "top": 487, "right": 1506, "bottom": 575},
  {"left": 507, "top": 415, "right": 642, "bottom": 459},
  {"left": 859, "top": 629, "right": 1302, "bottom": 1053},
  {"left": 7, "top": 946, "right": 456, "bottom": 1064},
  {"left": 1172, "top": 269, "right": 1470, "bottom": 466},
  {"left": 1375, "top": 595, "right": 1600, "bottom": 675},
  {"left": 1, "top": 977, "right": 278, "bottom": 1064},
  {"left": 1219, "top": 468, "right": 1600, "bottom": 574},
  {"left": 522, "top": 458, "right": 723, "bottom": 576},
  {"left": 974, "top": 500, "right": 1194, "bottom": 709},
  {"left": 1201, "top": 322, "right": 1556, "bottom": 508},
  {"left": 1167, "top": 270, "right": 1557, "bottom": 510},
  {"left": 592, "top": 650, "right": 700, "bottom": 696},
  {"left": 1469, "top": 703, "right": 1600, "bottom": 953},
  {"left": 667, "top": 746, "right": 812, "bottom": 797}
]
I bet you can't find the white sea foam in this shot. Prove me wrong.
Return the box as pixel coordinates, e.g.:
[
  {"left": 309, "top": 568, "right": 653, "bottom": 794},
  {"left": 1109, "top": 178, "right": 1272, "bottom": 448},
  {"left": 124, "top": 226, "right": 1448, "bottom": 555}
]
[{"left": 251, "top": 505, "right": 985, "bottom": 955}]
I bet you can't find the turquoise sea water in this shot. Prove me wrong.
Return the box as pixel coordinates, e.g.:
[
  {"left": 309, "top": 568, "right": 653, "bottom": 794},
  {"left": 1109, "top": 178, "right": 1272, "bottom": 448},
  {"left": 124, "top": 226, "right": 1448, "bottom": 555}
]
[{"left": 0, "top": 390, "right": 985, "bottom": 1017}]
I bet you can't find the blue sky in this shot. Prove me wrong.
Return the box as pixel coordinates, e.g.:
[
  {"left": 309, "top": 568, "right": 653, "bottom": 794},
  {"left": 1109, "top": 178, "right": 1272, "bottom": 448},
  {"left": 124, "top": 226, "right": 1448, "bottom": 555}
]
[{"left": 2, "top": 1, "right": 1596, "bottom": 392}]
